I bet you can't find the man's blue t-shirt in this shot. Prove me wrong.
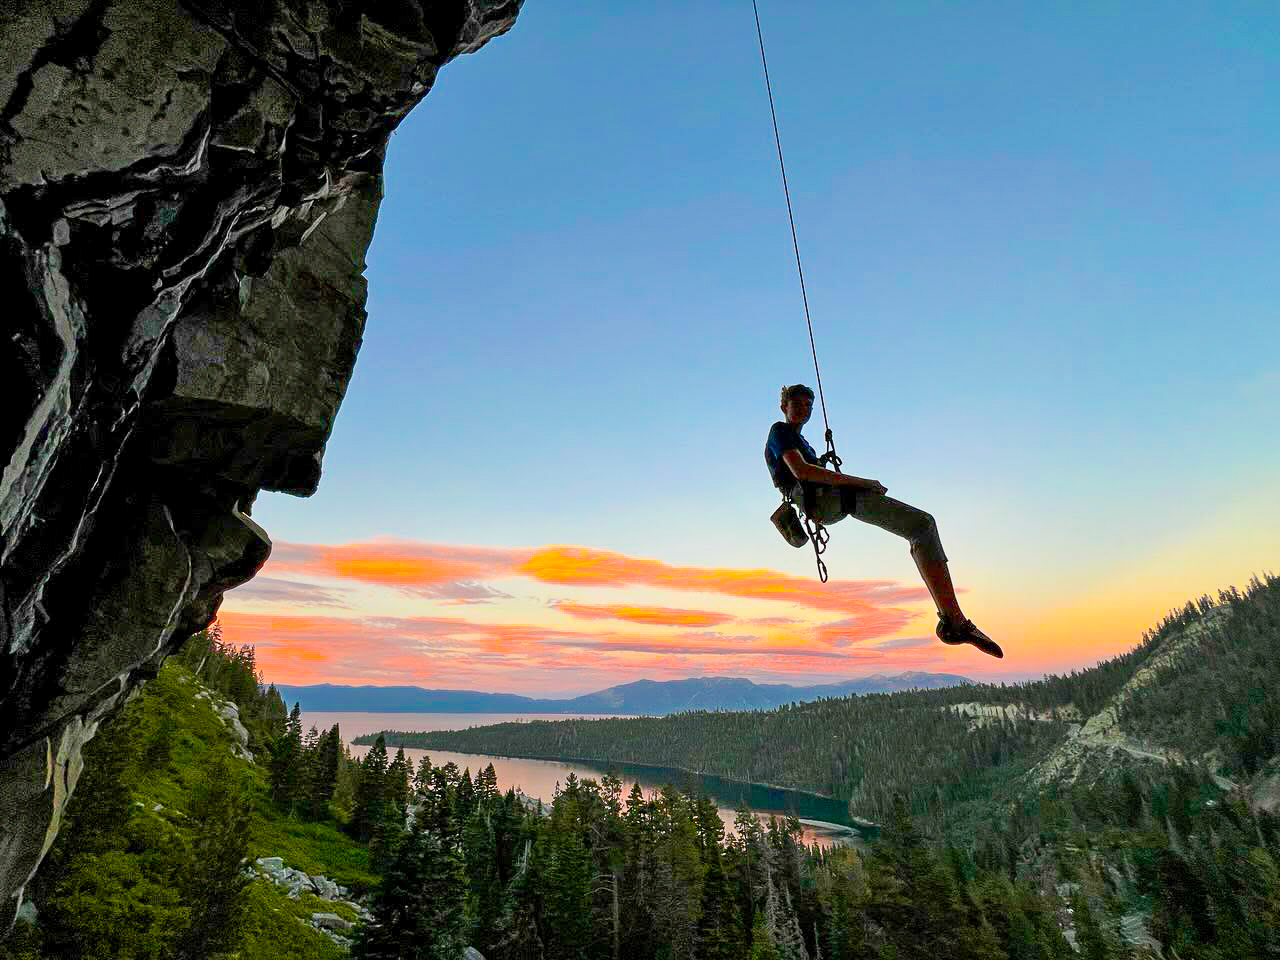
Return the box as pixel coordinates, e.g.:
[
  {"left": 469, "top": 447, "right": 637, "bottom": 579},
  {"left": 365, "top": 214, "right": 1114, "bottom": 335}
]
[{"left": 765, "top": 421, "right": 820, "bottom": 491}]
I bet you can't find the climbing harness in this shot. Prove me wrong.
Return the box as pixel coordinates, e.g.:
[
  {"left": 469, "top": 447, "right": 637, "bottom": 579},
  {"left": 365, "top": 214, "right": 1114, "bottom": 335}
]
[{"left": 753, "top": 0, "right": 841, "bottom": 582}]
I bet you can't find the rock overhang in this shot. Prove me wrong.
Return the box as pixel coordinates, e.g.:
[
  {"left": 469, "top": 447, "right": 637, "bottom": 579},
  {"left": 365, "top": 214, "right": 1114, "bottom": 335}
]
[{"left": 0, "top": 0, "right": 524, "bottom": 923}]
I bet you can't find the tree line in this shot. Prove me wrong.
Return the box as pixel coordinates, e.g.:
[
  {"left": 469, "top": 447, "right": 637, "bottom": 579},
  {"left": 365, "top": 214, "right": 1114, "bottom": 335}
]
[
  {"left": 352, "top": 751, "right": 1076, "bottom": 960},
  {"left": 352, "top": 740, "right": 1280, "bottom": 959}
]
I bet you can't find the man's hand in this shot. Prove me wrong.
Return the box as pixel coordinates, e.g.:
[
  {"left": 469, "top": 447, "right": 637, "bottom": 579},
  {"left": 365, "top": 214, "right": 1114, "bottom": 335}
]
[{"left": 783, "top": 450, "right": 888, "bottom": 495}]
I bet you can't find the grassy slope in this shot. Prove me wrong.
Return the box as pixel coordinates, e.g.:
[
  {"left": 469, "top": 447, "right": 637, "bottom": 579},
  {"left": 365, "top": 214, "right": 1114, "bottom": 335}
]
[{"left": 74, "top": 664, "right": 375, "bottom": 959}]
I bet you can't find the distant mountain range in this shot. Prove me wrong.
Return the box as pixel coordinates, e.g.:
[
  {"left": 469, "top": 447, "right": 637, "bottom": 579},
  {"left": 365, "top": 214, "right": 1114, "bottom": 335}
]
[{"left": 275, "top": 673, "right": 972, "bottom": 715}]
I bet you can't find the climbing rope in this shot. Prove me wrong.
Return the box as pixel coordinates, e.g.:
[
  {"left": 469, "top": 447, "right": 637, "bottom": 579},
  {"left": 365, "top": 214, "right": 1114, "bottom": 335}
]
[
  {"left": 751, "top": 0, "right": 840, "bottom": 471},
  {"left": 753, "top": 0, "right": 841, "bottom": 580}
]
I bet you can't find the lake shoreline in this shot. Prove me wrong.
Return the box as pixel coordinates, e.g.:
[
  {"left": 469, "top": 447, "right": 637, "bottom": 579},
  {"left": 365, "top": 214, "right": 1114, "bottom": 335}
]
[
  {"left": 312, "top": 711, "right": 868, "bottom": 844},
  {"left": 358, "top": 732, "right": 848, "bottom": 813}
]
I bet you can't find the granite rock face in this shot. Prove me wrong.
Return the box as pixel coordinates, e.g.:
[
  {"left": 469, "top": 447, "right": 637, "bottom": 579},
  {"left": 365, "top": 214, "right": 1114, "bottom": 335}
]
[{"left": 0, "top": 0, "right": 522, "bottom": 922}]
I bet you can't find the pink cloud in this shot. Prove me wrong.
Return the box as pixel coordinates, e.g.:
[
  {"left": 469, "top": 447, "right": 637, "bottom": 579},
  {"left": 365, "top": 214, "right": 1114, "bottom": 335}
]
[
  {"left": 265, "top": 539, "right": 926, "bottom": 617},
  {"left": 555, "top": 602, "right": 735, "bottom": 628},
  {"left": 217, "top": 610, "right": 908, "bottom": 691},
  {"left": 520, "top": 545, "right": 927, "bottom": 614},
  {"left": 267, "top": 540, "right": 528, "bottom": 594},
  {"left": 227, "top": 537, "right": 951, "bottom": 692}
]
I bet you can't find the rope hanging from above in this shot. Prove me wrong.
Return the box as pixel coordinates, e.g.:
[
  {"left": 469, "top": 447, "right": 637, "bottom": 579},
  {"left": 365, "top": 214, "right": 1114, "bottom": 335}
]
[
  {"left": 752, "top": 0, "right": 841, "bottom": 582},
  {"left": 750, "top": 0, "right": 840, "bottom": 474}
]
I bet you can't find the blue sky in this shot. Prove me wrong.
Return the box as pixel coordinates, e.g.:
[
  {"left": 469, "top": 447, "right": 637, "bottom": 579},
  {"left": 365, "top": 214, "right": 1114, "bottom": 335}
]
[{"left": 232, "top": 1, "right": 1279, "bottom": 692}]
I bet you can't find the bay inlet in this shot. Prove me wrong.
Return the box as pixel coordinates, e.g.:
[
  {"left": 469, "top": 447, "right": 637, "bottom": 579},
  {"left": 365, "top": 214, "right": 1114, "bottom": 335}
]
[{"left": 304, "top": 712, "right": 870, "bottom": 847}]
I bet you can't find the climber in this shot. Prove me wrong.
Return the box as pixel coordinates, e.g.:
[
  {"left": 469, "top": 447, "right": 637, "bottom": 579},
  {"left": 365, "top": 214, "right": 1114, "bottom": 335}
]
[{"left": 766, "top": 384, "right": 1004, "bottom": 659}]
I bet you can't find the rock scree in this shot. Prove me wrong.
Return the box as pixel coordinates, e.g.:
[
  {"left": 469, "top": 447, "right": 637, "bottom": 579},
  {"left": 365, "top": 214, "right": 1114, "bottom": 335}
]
[{"left": 0, "top": 0, "right": 524, "bottom": 924}]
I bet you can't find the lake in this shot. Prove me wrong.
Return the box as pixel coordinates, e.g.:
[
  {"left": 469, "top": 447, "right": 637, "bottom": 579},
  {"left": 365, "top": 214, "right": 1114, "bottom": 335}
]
[{"left": 303, "top": 712, "right": 869, "bottom": 848}]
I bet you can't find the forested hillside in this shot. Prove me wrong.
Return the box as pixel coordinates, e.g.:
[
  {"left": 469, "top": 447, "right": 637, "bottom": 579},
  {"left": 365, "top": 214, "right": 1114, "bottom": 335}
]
[
  {"left": 367, "top": 576, "right": 1280, "bottom": 832},
  {"left": 6, "top": 576, "right": 1278, "bottom": 959},
  {"left": 347, "top": 575, "right": 1280, "bottom": 956},
  {"left": 0, "top": 627, "right": 1092, "bottom": 960},
  {"left": 0, "top": 630, "right": 376, "bottom": 960}
]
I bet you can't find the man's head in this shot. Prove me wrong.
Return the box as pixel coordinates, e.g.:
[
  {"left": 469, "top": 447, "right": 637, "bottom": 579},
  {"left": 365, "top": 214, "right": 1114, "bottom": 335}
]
[{"left": 780, "top": 383, "right": 815, "bottom": 427}]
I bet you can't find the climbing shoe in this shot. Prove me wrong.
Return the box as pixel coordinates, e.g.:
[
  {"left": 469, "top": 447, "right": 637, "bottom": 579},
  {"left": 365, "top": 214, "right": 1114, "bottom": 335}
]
[
  {"left": 937, "top": 615, "right": 1004, "bottom": 659},
  {"left": 770, "top": 502, "right": 809, "bottom": 548}
]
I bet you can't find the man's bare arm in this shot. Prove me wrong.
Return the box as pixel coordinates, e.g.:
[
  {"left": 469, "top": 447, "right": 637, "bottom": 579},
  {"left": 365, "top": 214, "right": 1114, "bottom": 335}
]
[{"left": 782, "top": 449, "right": 887, "bottom": 494}]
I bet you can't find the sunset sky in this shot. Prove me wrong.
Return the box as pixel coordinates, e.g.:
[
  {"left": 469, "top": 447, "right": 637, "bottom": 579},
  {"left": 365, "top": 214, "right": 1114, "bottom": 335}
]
[{"left": 223, "top": 1, "right": 1278, "bottom": 696}]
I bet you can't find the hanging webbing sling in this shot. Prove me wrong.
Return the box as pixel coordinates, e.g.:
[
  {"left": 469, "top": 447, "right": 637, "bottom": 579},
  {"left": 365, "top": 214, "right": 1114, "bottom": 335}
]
[{"left": 753, "top": 0, "right": 841, "bottom": 583}]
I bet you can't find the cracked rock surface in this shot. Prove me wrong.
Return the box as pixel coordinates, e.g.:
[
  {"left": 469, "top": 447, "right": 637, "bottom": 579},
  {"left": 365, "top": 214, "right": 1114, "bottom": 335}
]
[{"left": 0, "top": 0, "right": 522, "bottom": 922}]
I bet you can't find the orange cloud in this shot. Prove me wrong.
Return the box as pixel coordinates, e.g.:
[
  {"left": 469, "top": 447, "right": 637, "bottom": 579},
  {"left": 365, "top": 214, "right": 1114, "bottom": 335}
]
[
  {"left": 268, "top": 540, "right": 526, "bottom": 595},
  {"left": 264, "top": 539, "right": 926, "bottom": 618},
  {"left": 225, "top": 538, "right": 956, "bottom": 691},
  {"left": 555, "top": 602, "right": 735, "bottom": 628},
  {"left": 215, "top": 609, "right": 919, "bottom": 691},
  {"left": 809, "top": 611, "right": 921, "bottom": 647},
  {"left": 521, "top": 546, "right": 926, "bottom": 614}
]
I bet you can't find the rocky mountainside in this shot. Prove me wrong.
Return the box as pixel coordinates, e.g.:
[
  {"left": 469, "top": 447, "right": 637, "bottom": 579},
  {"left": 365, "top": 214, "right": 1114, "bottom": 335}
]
[
  {"left": 0, "top": 0, "right": 522, "bottom": 923},
  {"left": 1020, "top": 594, "right": 1280, "bottom": 810}
]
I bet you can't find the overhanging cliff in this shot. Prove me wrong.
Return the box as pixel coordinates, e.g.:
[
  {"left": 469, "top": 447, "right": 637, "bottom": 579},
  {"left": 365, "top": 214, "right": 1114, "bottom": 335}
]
[{"left": 0, "top": 0, "right": 522, "bottom": 922}]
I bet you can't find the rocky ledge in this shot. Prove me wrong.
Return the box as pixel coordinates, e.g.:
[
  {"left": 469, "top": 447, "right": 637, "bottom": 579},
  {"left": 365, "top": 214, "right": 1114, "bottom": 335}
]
[
  {"left": 252, "top": 856, "right": 373, "bottom": 950},
  {"left": 0, "top": 0, "right": 522, "bottom": 925}
]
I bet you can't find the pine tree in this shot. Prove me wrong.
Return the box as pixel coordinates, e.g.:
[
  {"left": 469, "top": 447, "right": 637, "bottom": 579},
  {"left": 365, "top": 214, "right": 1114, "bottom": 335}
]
[
  {"left": 750, "top": 913, "right": 782, "bottom": 960},
  {"left": 494, "top": 838, "right": 546, "bottom": 960},
  {"left": 541, "top": 787, "right": 593, "bottom": 960},
  {"left": 698, "top": 848, "right": 744, "bottom": 960},
  {"left": 763, "top": 873, "right": 810, "bottom": 960},
  {"left": 171, "top": 758, "right": 253, "bottom": 959},
  {"left": 429, "top": 765, "right": 459, "bottom": 844},
  {"left": 864, "top": 795, "right": 968, "bottom": 958},
  {"left": 1070, "top": 891, "right": 1110, "bottom": 960},
  {"left": 354, "top": 734, "right": 390, "bottom": 843},
  {"left": 387, "top": 747, "right": 411, "bottom": 826},
  {"left": 457, "top": 767, "right": 476, "bottom": 818},
  {"left": 304, "top": 724, "right": 341, "bottom": 820},
  {"left": 262, "top": 683, "right": 288, "bottom": 740},
  {"left": 268, "top": 702, "right": 304, "bottom": 814},
  {"left": 463, "top": 807, "right": 505, "bottom": 956},
  {"left": 413, "top": 754, "right": 435, "bottom": 799},
  {"left": 730, "top": 805, "right": 770, "bottom": 925},
  {"left": 651, "top": 785, "right": 705, "bottom": 960},
  {"left": 352, "top": 822, "right": 467, "bottom": 960},
  {"left": 477, "top": 762, "right": 499, "bottom": 804},
  {"left": 621, "top": 783, "right": 657, "bottom": 960}
]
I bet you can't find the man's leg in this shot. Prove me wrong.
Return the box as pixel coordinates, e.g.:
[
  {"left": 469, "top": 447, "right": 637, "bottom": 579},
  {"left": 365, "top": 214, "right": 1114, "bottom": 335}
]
[
  {"left": 845, "top": 491, "right": 963, "bottom": 621},
  {"left": 912, "top": 550, "right": 965, "bottom": 625},
  {"left": 845, "top": 490, "right": 1002, "bottom": 657}
]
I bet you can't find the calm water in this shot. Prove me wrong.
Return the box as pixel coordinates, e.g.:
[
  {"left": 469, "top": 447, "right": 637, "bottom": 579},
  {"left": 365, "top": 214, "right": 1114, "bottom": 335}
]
[{"left": 303, "top": 712, "right": 868, "bottom": 848}]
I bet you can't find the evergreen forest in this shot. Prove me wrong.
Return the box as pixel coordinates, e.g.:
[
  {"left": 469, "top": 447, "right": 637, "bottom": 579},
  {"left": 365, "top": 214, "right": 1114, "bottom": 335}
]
[{"left": 3, "top": 576, "right": 1279, "bottom": 959}]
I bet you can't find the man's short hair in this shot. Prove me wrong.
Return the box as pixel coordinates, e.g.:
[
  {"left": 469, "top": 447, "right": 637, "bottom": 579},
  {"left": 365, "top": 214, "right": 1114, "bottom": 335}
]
[{"left": 780, "top": 384, "right": 815, "bottom": 405}]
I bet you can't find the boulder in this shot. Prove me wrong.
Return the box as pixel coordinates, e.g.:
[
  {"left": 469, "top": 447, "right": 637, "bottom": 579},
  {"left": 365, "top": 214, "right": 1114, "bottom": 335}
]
[
  {"left": 312, "top": 912, "right": 352, "bottom": 932},
  {"left": 214, "top": 701, "right": 252, "bottom": 760}
]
